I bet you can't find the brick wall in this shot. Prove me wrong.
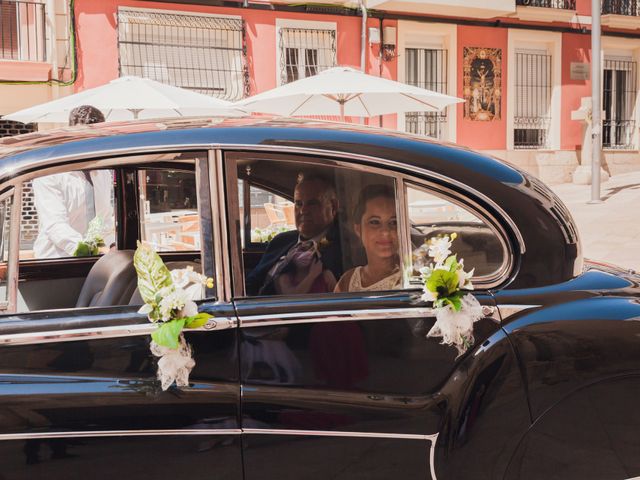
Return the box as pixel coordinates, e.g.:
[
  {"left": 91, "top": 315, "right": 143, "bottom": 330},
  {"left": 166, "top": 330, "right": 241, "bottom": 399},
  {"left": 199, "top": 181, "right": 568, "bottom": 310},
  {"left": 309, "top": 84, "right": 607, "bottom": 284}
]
[
  {"left": 0, "top": 119, "right": 36, "bottom": 137},
  {"left": 0, "top": 120, "right": 38, "bottom": 249}
]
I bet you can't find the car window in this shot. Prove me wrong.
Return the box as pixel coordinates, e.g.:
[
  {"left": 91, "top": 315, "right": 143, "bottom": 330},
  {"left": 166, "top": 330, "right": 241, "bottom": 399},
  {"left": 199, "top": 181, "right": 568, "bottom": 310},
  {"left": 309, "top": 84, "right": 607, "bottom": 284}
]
[
  {"left": 20, "top": 169, "right": 116, "bottom": 260},
  {"left": 138, "top": 169, "right": 200, "bottom": 252},
  {"left": 406, "top": 183, "right": 507, "bottom": 279},
  {"left": 238, "top": 180, "right": 294, "bottom": 247},
  {"left": 229, "top": 155, "right": 402, "bottom": 296}
]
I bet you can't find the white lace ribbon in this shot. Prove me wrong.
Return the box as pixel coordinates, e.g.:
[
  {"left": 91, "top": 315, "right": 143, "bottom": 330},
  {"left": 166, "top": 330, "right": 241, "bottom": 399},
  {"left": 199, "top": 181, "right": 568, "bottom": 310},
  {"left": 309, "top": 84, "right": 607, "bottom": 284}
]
[
  {"left": 427, "top": 294, "right": 484, "bottom": 355},
  {"left": 150, "top": 333, "right": 195, "bottom": 390}
]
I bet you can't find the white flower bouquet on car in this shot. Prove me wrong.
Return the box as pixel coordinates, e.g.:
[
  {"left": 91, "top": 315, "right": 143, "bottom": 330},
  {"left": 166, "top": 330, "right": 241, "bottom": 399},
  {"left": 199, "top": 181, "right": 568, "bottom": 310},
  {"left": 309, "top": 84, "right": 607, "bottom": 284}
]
[
  {"left": 134, "top": 242, "right": 214, "bottom": 390},
  {"left": 414, "top": 233, "right": 483, "bottom": 355}
]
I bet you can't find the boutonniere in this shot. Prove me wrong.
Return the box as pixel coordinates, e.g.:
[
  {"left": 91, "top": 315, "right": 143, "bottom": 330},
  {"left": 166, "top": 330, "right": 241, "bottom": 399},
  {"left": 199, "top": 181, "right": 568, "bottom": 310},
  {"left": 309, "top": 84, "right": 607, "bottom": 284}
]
[
  {"left": 318, "top": 237, "right": 331, "bottom": 250},
  {"left": 134, "top": 242, "right": 214, "bottom": 390},
  {"left": 415, "top": 233, "right": 483, "bottom": 355}
]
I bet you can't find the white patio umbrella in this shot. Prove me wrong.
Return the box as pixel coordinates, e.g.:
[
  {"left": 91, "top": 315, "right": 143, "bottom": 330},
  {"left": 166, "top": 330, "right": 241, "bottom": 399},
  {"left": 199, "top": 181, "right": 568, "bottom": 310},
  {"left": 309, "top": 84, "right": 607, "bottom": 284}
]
[
  {"left": 4, "top": 76, "right": 245, "bottom": 123},
  {"left": 235, "top": 66, "right": 463, "bottom": 119}
]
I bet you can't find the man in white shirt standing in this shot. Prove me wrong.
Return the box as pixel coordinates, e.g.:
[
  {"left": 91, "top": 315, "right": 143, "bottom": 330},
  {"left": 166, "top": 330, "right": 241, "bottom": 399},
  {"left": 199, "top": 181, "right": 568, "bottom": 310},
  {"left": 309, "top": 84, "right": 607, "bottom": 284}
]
[{"left": 32, "top": 105, "right": 115, "bottom": 258}]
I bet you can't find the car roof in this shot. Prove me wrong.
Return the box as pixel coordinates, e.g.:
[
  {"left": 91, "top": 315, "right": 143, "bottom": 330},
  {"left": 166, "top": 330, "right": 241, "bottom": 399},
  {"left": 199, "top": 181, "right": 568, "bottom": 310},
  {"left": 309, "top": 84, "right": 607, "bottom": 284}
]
[
  {"left": 0, "top": 116, "right": 581, "bottom": 288},
  {"left": 0, "top": 116, "right": 520, "bottom": 182}
]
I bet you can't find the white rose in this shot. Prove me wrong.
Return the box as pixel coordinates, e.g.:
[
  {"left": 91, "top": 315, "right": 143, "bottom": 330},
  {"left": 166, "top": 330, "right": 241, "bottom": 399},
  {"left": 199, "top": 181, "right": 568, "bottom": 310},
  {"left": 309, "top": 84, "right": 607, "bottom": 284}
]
[{"left": 179, "top": 300, "right": 198, "bottom": 318}]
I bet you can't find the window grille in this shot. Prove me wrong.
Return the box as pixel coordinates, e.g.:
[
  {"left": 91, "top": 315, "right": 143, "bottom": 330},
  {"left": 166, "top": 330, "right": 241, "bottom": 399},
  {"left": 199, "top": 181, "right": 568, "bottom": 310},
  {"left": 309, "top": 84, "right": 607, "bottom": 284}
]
[
  {"left": 603, "top": 58, "right": 637, "bottom": 149},
  {"left": 516, "top": 0, "right": 575, "bottom": 9},
  {"left": 404, "top": 48, "right": 448, "bottom": 139},
  {"left": 514, "top": 50, "right": 552, "bottom": 149},
  {"left": 279, "top": 28, "right": 336, "bottom": 85},
  {"left": 117, "top": 9, "right": 248, "bottom": 101},
  {"left": 602, "top": 0, "right": 640, "bottom": 16},
  {"left": 0, "top": 0, "right": 46, "bottom": 62}
]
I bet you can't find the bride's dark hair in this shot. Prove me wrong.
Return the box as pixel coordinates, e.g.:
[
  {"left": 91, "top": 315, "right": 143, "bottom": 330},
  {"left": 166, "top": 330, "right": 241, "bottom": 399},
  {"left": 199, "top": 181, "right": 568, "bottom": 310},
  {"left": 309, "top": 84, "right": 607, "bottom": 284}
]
[{"left": 353, "top": 184, "right": 395, "bottom": 224}]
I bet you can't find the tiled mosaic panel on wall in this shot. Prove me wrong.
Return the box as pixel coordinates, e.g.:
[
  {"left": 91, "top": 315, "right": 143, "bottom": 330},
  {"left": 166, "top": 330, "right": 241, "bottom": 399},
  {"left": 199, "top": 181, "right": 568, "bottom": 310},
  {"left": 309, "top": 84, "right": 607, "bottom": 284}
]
[{"left": 0, "top": 120, "right": 38, "bottom": 250}]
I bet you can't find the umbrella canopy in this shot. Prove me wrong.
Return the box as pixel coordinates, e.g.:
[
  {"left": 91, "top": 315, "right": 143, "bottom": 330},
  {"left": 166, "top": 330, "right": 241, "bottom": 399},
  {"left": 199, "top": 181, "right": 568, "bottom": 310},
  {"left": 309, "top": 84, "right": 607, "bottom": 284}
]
[
  {"left": 4, "top": 76, "right": 245, "bottom": 123},
  {"left": 235, "top": 66, "right": 463, "bottom": 118}
]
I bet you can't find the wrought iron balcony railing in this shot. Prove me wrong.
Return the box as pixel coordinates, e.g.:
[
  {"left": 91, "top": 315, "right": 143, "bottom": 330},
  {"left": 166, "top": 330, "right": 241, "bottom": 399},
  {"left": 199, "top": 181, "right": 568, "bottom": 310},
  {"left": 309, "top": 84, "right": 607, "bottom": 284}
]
[
  {"left": 0, "top": 0, "right": 46, "bottom": 62},
  {"left": 602, "top": 0, "right": 640, "bottom": 16},
  {"left": 516, "top": 0, "right": 576, "bottom": 8}
]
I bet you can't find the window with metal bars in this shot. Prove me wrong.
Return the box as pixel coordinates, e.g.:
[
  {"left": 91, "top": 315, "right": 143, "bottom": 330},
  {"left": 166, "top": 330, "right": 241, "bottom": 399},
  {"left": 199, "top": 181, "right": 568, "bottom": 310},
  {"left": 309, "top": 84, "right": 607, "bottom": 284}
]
[
  {"left": 117, "top": 9, "right": 248, "bottom": 101},
  {"left": 602, "top": 0, "right": 640, "bottom": 16},
  {"left": 603, "top": 58, "right": 637, "bottom": 149},
  {"left": 515, "top": 0, "right": 575, "bottom": 8},
  {"left": 514, "top": 50, "right": 552, "bottom": 149},
  {"left": 0, "top": 0, "right": 46, "bottom": 62},
  {"left": 279, "top": 28, "right": 336, "bottom": 85},
  {"left": 404, "top": 48, "right": 448, "bottom": 139}
]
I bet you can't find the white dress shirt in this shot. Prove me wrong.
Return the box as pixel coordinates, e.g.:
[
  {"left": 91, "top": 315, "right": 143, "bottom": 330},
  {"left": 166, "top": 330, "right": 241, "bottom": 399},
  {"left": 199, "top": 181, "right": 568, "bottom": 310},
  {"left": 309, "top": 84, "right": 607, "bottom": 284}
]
[{"left": 32, "top": 170, "right": 115, "bottom": 258}]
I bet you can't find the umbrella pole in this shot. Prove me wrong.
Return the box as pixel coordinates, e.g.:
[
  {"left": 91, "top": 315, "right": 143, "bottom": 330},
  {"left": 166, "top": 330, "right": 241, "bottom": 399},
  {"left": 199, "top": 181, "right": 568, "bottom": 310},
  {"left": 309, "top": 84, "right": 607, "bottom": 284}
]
[{"left": 340, "top": 102, "right": 345, "bottom": 122}]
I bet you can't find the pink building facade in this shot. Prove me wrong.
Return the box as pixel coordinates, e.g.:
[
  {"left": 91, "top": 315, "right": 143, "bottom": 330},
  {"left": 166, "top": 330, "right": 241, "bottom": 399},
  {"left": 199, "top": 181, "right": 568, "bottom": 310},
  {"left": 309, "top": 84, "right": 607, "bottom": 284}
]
[{"left": 2, "top": 0, "right": 640, "bottom": 183}]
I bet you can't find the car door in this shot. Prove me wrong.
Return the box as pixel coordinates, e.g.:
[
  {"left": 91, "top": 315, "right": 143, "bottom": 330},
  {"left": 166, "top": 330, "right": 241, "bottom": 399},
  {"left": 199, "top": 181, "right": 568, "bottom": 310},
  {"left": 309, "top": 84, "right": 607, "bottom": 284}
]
[
  {"left": 0, "top": 151, "right": 242, "bottom": 480},
  {"left": 224, "top": 150, "right": 525, "bottom": 480}
]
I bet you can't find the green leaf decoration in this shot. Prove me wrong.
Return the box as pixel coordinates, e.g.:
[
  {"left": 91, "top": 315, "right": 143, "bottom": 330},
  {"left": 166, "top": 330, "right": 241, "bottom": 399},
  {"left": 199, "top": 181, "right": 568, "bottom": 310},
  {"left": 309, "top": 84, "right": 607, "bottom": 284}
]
[
  {"left": 73, "top": 241, "right": 92, "bottom": 257},
  {"left": 152, "top": 318, "right": 186, "bottom": 349},
  {"left": 444, "top": 255, "right": 459, "bottom": 272},
  {"left": 426, "top": 269, "right": 459, "bottom": 298},
  {"left": 134, "top": 242, "right": 173, "bottom": 304},
  {"left": 184, "top": 312, "right": 213, "bottom": 329}
]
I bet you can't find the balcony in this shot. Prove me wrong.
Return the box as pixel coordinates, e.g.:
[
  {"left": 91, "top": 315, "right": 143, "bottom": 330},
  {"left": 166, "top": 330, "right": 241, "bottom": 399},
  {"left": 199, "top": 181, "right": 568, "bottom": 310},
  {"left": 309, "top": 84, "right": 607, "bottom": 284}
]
[
  {"left": 602, "top": 0, "right": 640, "bottom": 29},
  {"left": 0, "top": 0, "right": 46, "bottom": 62},
  {"left": 512, "top": 0, "right": 576, "bottom": 22},
  {"left": 364, "top": 0, "right": 516, "bottom": 18}
]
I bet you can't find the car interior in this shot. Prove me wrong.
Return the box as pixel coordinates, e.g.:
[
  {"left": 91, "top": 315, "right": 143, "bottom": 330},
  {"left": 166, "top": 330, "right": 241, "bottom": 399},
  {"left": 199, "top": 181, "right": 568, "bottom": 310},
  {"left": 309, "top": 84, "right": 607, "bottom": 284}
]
[
  {"left": 12, "top": 155, "right": 204, "bottom": 313},
  {"left": 234, "top": 154, "right": 505, "bottom": 294}
]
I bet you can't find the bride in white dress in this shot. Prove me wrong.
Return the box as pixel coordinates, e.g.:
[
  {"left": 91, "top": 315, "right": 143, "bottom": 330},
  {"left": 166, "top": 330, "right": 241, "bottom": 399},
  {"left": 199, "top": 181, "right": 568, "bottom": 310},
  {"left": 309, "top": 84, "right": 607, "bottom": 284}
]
[{"left": 335, "top": 184, "right": 401, "bottom": 293}]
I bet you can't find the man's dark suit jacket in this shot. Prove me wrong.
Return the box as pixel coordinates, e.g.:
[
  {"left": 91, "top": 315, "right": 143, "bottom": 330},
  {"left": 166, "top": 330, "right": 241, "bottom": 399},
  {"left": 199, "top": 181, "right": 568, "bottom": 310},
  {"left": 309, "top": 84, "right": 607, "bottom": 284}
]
[{"left": 245, "top": 224, "right": 344, "bottom": 296}]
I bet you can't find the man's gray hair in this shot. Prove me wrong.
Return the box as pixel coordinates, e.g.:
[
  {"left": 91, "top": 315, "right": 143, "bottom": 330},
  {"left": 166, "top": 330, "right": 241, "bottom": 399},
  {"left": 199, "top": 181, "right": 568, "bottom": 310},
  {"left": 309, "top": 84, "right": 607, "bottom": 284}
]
[
  {"left": 69, "top": 105, "right": 105, "bottom": 126},
  {"left": 296, "top": 172, "right": 337, "bottom": 200}
]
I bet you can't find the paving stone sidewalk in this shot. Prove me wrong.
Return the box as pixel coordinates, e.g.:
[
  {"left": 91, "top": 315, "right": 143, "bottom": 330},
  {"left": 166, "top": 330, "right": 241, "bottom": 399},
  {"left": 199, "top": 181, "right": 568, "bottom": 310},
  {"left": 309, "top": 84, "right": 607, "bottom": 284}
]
[{"left": 551, "top": 171, "right": 640, "bottom": 272}]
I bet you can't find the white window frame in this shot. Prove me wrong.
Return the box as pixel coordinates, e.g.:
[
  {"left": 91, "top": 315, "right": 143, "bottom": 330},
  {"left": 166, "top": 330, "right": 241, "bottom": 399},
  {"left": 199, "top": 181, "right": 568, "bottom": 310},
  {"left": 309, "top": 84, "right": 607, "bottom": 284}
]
[
  {"left": 601, "top": 36, "right": 640, "bottom": 151},
  {"left": 507, "top": 29, "right": 561, "bottom": 151},
  {"left": 275, "top": 18, "right": 337, "bottom": 87},
  {"left": 397, "top": 21, "right": 457, "bottom": 143}
]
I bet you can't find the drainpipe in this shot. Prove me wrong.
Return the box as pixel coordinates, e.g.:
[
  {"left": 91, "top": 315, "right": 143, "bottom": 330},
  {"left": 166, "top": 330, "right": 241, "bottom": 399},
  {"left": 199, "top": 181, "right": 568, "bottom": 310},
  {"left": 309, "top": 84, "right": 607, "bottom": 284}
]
[
  {"left": 590, "top": 0, "right": 602, "bottom": 203},
  {"left": 359, "top": 0, "right": 366, "bottom": 72},
  {"left": 378, "top": 17, "right": 383, "bottom": 126}
]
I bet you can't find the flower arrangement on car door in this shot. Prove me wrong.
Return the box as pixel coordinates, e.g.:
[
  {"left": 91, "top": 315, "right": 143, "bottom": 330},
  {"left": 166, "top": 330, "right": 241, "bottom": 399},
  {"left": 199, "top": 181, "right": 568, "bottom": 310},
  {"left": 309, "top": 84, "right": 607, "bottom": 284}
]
[
  {"left": 414, "top": 233, "right": 483, "bottom": 355},
  {"left": 133, "top": 242, "right": 214, "bottom": 390}
]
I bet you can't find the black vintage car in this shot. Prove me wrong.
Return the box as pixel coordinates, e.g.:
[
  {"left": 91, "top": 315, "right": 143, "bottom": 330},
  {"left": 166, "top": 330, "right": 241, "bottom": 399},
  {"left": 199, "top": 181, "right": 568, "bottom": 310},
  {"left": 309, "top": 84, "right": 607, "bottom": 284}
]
[{"left": 0, "top": 117, "right": 638, "bottom": 480}]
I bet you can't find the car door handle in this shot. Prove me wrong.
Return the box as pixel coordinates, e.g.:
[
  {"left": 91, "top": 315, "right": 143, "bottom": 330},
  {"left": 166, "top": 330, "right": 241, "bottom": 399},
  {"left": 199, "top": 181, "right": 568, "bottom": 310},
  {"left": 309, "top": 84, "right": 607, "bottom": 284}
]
[{"left": 199, "top": 317, "right": 238, "bottom": 331}]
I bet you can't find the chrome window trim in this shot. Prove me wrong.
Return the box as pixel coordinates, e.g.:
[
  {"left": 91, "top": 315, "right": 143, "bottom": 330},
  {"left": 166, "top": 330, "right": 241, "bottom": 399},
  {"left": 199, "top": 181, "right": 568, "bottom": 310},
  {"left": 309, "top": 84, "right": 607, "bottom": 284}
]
[
  {"left": 396, "top": 177, "right": 412, "bottom": 288},
  {"left": 0, "top": 429, "right": 242, "bottom": 441},
  {"left": 207, "top": 150, "right": 228, "bottom": 300},
  {"left": 195, "top": 155, "right": 216, "bottom": 296},
  {"left": 0, "top": 143, "right": 525, "bottom": 291},
  {"left": 211, "top": 149, "right": 232, "bottom": 302},
  {"left": 0, "top": 317, "right": 237, "bottom": 346},
  {"left": 224, "top": 147, "right": 519, "bottom": 290},
  {"left": 0, "top": 186, "right": 17, "bottom": 312}
]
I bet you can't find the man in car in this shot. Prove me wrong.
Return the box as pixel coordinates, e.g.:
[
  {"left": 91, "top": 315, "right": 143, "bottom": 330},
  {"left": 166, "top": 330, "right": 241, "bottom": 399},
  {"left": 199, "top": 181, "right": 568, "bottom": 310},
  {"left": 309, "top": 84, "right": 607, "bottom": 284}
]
[{"left": 245, "top": 173, "right": 345, "bottom": 296}]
